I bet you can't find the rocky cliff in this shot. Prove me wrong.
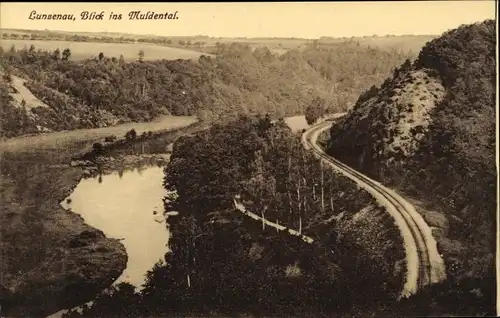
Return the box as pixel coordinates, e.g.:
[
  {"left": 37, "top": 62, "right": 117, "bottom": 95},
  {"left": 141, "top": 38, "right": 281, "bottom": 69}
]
[{"left": 326, "top": 19, "right": 496, "bottom": 310}]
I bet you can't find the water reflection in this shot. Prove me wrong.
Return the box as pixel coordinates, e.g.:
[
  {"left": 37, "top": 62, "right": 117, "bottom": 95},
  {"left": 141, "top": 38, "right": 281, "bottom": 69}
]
[
  {"left": 89, "top": 154, "right": 170, "bottom": 180},
  {"left": 62, "top": 165, "right": 170, "bottom": 289}
]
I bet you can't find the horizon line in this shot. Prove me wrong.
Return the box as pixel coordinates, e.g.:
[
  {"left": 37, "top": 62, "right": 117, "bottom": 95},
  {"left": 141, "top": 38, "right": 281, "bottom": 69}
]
[{"left": 1, "top": 26, "right": 442, "bottom": 40}]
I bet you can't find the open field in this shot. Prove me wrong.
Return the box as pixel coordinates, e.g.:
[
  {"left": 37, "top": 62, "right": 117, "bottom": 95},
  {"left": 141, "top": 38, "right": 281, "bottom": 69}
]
[
  {"left": 0, "top": 115, "right": 197, "bottom": 152},
  {"left": 1, "top": 39, "right": 213, "bottom": 61},
  {"left": 284, "top": 115, "right": 309, "bottom": 133},
  {"left": 2, "top": 28, "right": 436, "bottom": 57}
]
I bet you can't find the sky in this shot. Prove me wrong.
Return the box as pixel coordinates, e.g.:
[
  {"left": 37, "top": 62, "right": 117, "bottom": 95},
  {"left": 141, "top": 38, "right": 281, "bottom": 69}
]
[{"left": 1, "top": 1, "right": 496, "bottom": 39}]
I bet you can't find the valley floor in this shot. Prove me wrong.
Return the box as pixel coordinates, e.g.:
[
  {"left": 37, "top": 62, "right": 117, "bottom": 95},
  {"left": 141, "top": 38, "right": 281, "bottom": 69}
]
[{"left": 0, "top": 117, "right": 198, "bottom": 317}]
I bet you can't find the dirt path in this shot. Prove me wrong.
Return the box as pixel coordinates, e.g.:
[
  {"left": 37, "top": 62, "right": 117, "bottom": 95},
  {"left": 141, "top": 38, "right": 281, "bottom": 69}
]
[
  {"left": 8, "top": 74, "right": 50, "bottom": 110},
  {"left": 233, "top": 199, "right": 314, "bottom": 243}
]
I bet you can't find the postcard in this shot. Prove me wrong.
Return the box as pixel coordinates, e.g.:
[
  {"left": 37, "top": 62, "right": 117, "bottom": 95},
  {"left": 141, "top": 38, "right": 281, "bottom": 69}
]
[{"left": 0, "top": 1, "right": 497, "bottom": 317}]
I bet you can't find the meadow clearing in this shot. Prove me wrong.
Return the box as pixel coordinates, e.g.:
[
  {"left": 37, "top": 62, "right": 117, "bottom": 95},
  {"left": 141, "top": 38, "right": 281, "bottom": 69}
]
[
  {"left": 284, "top": 115, "right": 309, "bottom": 133},
  {"left": 1, "top": 39, "right": 214, "bottom": 61},
  {"left": 0, "top": 115, "right": 197, "bottom": 152}
]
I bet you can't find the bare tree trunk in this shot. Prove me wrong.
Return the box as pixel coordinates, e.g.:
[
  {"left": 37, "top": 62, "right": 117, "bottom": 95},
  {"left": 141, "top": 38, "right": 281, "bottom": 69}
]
[
  {"left": 304, "top": 195, "right": 307, "bottom": 217},
  {"left": 321, "top": 160, "right": 325, "bottom": 211},
  {"left": 261, "top": 206, "right": 267, "bottom": 230},
  {"left": 300, "top": 176, "right": 307, "bottom": 234},
  {"left": 296, "top": 178, "right": 301, "bottom": 229},
  {"left": 300, "top": 151, "right": 307, "bottom": 233},
  {"left": 299, "top": 213, "right": 302, "bottom": 235},
  {"left": 300, "top": 196, "right": 307, "bottom": 235},
  {"left": 193, "top": 241, "right": 196, "bottom": 266},
  {"left": 187, "top": 273, "right": 191, "bottom": 288},
  {"left": 288, "top": 154, "right": 292, "bottom": 223}
]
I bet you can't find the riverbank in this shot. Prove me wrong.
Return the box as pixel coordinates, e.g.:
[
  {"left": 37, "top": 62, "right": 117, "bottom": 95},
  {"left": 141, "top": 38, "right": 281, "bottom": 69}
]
[
  {"left": 0, "top": 119, "right": 201, "bottom": 317},
  {"left": 61, "top": 164, "right": 171, "bottom": 291},
  {"left": 0, "top": 144, "right": 128, "bottom": 317}
]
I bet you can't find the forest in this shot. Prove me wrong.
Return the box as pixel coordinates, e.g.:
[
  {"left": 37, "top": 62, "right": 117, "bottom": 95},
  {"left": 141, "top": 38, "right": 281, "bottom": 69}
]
[
  {"left": 63, "top": 115, "right": 405, "bottom": 317},
  {"left": 0, "top": 40, "right": 413, "bottom": 138}
]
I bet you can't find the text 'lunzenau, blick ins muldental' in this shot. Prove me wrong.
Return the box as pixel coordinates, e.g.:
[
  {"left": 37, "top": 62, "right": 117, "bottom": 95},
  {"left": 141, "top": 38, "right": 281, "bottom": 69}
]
[{"left": 28, "top": 10, "right": 179, "bottom": 21}]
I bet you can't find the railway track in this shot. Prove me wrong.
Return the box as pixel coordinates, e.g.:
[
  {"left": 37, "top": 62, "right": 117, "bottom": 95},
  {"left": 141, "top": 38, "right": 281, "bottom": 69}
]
[{"left": 302, "top": 118, "right": 446, "bottom": 298}]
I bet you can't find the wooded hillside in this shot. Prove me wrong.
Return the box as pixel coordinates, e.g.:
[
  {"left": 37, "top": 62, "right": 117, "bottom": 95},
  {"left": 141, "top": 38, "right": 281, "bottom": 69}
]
[
  {"left": 327, "top": 20, "right": 496, "bottom": 315},
  {"left": 1, "top": 41, "right": 414, "bottom": 137},
  {"left": 64, "top": 115, "right": 404, "bottom": 317}
]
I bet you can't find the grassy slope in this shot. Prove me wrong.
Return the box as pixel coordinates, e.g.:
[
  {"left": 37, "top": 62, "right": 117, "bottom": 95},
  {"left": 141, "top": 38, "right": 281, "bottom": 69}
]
[
  {"left": 0, "top": 115, "right": 196, "bottom": 151},
  {"left": 8, "top": 74, "right": 50, "bottom": 110},
  {"left": 1, "top": 39, "right": 213, "bottom": 62}
]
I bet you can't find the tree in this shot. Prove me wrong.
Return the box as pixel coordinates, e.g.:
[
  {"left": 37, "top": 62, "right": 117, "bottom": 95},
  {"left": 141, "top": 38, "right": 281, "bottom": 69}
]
[
  {"left": 53, "top": 48, "right": 61, "bottom": 61},
  {"left": 98, "top": 52, "right": 105, "bottom": 62},
  {"left": 119, "top": 54, "right": 125, "bottom": 64},
  {"left": 2, "top": 72, "right": 12, "bottom": 84},
  {"left": 92, "top": 142, "right": 104, "bottom": 154},
  {"left": 305, "top": 97, "right": 325, "bottom": 125},
  {"left": 400, "top": 58, "right": 412, "bottom": 73},
  {"left": 125, "top": 128, "right": 137, "bottom": 140},
  {"left": 62, "top": 48, "right": 71, "bottom": 61},
  {"left": 138, "top": 50, "right": 145, "bottom": 62}
]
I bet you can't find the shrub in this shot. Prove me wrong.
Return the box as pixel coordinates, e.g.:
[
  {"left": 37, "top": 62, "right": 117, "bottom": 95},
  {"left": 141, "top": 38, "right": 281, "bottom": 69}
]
[
  {"left": 92, "top": 142, "right": 104, "bottom": 153},
  {"left": 125, "top": 129, "right": 137, "bottom": 141},
  {"left": 104, "top": 135, "right": 117, "bottom": 142}
]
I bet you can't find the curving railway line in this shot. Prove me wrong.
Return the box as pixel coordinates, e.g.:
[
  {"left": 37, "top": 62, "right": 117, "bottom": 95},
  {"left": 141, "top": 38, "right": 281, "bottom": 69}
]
[{"left": 302, "top": 117, "right": 446, "bottom": 298}]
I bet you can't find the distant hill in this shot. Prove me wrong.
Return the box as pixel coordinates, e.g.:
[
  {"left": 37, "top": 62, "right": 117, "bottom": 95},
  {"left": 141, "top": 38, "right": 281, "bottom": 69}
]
[
  {"left": 326, "top": 19, "right": 496, "bottom": 315},
  {"left": 1, "top": 28, "right": 435, "bottom": 55},
  {"left": 0, "top": 39, "right": 212, "bottom": 61},
  {"left": 0, "top": 40, "right": 413, "bottom": 138},
  {"left": 318, "top": 34, "right": 437, "bottom": 53}
]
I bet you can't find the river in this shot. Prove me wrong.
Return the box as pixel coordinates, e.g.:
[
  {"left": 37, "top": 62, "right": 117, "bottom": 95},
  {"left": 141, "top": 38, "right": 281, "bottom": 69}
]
[{"left": 61, "top": 165, "right": 171, "bottom": 289}]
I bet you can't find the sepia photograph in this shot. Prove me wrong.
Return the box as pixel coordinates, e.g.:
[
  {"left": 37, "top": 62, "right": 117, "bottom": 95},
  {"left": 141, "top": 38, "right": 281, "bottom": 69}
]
[{"left": 0, "top": 1, "right": 497, "bottom": 317}]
